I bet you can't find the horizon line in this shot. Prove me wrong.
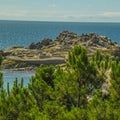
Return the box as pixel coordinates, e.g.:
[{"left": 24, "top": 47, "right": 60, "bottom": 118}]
[{"left": 0, "top": 19, "right": 120, "bottom": 23}]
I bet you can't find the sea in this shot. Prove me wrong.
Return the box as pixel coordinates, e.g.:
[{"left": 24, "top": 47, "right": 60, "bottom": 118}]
[{"left": 0, "top": 20, "right": 120, "bottom": 89}]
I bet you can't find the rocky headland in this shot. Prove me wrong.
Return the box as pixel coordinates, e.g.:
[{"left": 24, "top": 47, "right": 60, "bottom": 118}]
[{"left": 1, "top": 31, "right": 120, "bottom": 70}]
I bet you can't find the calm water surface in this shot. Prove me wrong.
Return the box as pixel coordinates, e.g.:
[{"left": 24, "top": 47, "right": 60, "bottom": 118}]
[{"left": 1, "top": 70, "right": 35, "bottom": 89}]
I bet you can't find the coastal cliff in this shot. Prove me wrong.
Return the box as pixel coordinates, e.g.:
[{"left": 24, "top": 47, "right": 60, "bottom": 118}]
[{"left": 1, "top": 31, "right": 120, "bottom": 70}]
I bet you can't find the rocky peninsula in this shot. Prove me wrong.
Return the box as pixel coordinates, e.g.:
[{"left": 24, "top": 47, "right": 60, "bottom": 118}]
[{"left": 1, "top": 31, "right": 120, "bottom": 70}]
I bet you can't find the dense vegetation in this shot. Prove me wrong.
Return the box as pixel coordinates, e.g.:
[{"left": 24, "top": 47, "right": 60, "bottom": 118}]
[{"left": 0, "top": 45, "right": 120, "bottom": 120}]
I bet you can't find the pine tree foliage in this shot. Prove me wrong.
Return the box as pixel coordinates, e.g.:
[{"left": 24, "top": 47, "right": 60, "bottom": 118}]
[{"left": 0, "top": 45, "right": 120, "bottom": 119}]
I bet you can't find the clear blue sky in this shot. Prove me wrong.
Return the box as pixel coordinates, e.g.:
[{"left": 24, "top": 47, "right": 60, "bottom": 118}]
[{"left": 0, "top": 0, "right": 120, "bottom": 22}]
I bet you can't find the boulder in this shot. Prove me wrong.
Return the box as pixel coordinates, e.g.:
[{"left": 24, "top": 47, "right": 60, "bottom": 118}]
[
  {"left": 41, "top": 38, "right": 53, "bottom": 46},
  {"left": 28, "top": 42, "right": 37, "bottom": 49},
  {"left": 28, "top": 38, "right": 53, "bottom": 49}
]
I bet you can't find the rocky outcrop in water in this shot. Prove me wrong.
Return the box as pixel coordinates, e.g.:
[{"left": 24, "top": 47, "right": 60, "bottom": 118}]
[
  {"left": 56, "top": 31, "right": 117, "bottom": 47},
  {"left": 1, "top": 31, "right": 119, "bottom": 70}
]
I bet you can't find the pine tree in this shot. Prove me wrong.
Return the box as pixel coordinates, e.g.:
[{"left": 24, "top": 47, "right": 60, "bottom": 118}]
[{"left": 55, "top": 45, "right": 105, "bottom": 109}]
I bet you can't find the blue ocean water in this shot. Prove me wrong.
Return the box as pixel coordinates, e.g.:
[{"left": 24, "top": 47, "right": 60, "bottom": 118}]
[
  {"left": 0, "top": 20, "right": 120, "bottom": 88},
  {"left": 0, "top": 20, "right": 120, "bottom": 50},
  {"left": 1, "top": 70, "right": 35, "bottom": 89}
]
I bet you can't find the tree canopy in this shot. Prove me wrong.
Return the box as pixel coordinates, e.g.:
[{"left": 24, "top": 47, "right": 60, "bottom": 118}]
[{"left": 0, "top": 45, "right": 120, "bottom": 120}]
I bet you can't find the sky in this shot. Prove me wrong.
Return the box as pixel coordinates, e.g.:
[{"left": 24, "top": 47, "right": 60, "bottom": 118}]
[{"left": 0, "top": 0, "right": 120, "bottom": 22}]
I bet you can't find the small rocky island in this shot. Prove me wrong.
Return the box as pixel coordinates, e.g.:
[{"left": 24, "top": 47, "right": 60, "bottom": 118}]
[{"left": 1, "top": 31, "right": 120, "bottom": 70}]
